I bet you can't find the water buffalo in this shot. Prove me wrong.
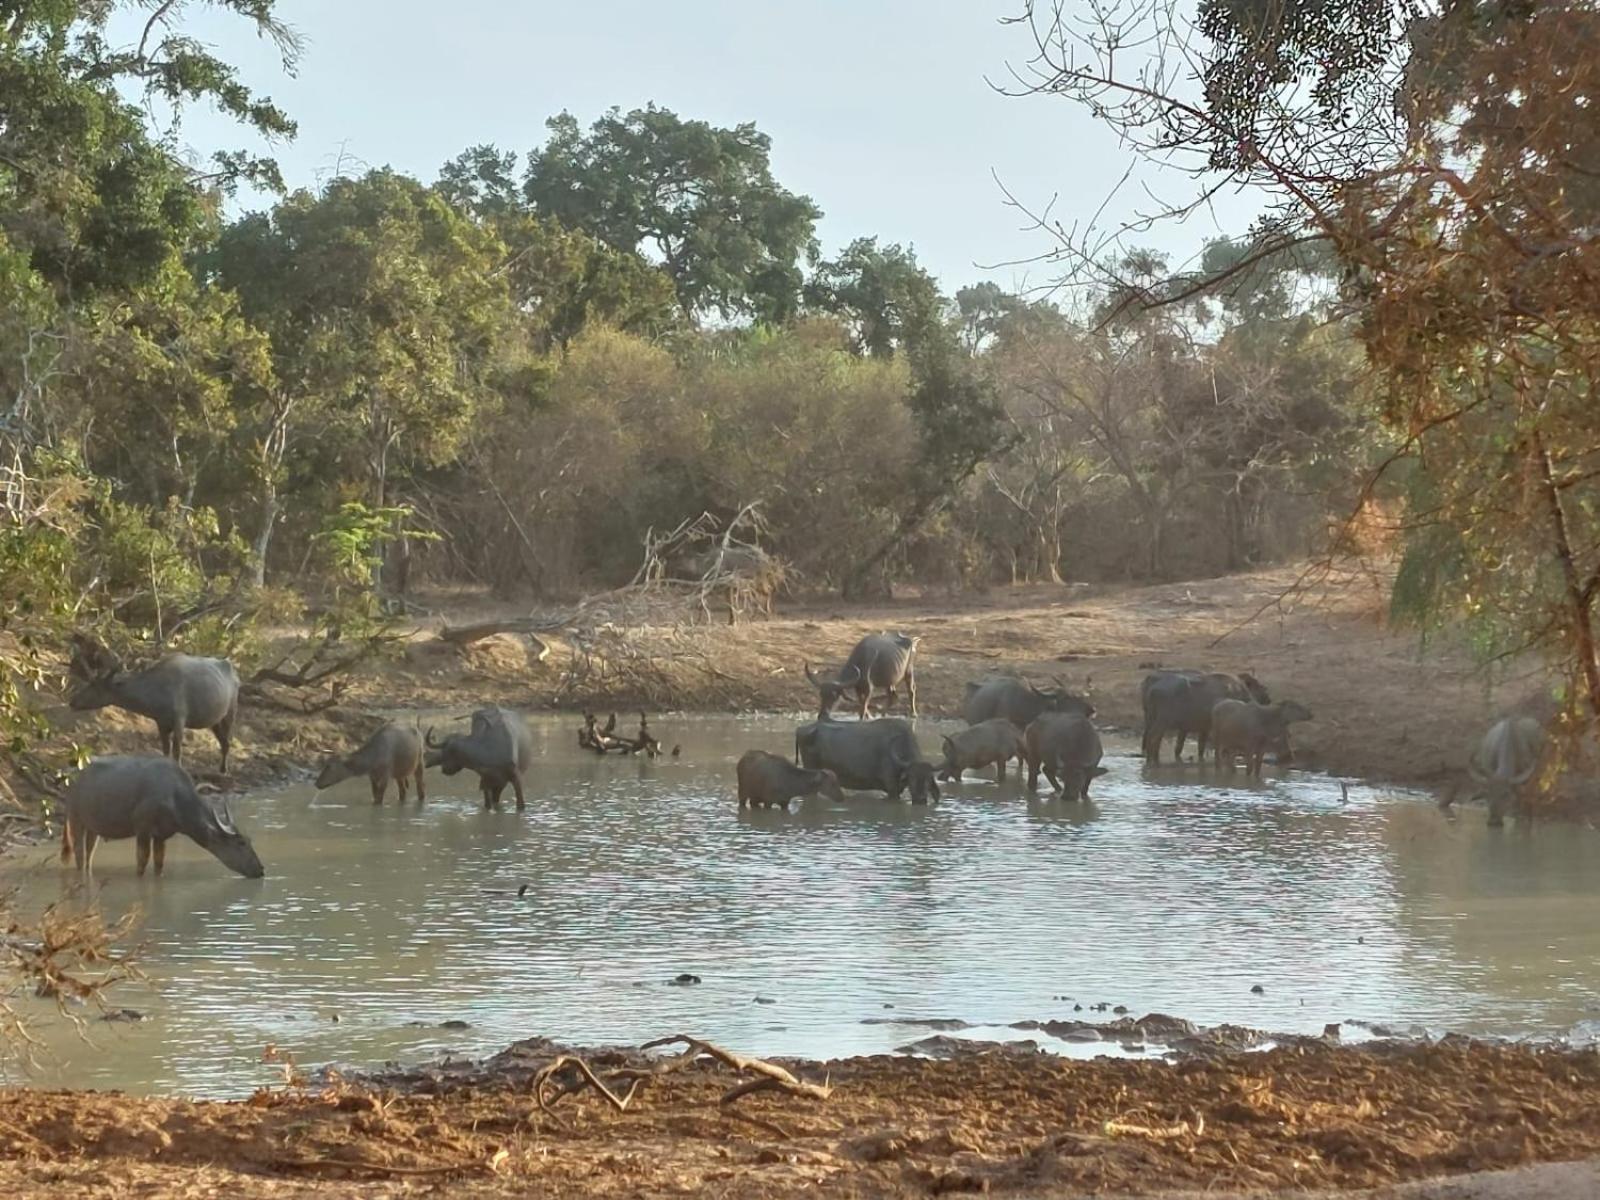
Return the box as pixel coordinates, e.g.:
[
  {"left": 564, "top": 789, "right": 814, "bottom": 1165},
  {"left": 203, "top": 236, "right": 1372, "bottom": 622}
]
[
  {"left": 805, "top": 633, "right": 919, "bottom": 720},
  {"left": 939, "top": 718, "right": 1026, "bottom": 782},
  {"left": 60, "top": 755, "right": 264, "bottom": 878},
  {"left": 962, "top": 676, "right": 1094, "bottom": 730},
  {"left": 69, "top": 649, "right": 240, "bottom": 773},
  {"left": 1024, "top": 713, "right": 1107, "bottom": 800},
  {"left": 316, "top": 722, "right": 425, "bottom": 804},
  {"left": 794, "top": 716, "right": 939, "bottom": 803},
  {"left": 1211, "top": 699, "right": 1314, "bottom": 776},
  {"left": 424, "top": 706, "right": 536, "bottom": 810},
  {"left": 1468, "top": 716, "right": 1545, "bottom": 827},
  {"left": 1141, "top": 669, "right": 1270, "bottom": 764},
  {"left": 736, "top": 751, "right": 845, "bottom": 809}
]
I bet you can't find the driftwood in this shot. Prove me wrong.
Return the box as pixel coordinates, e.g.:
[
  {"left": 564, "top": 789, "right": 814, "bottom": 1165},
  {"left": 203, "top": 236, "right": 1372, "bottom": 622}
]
[
  {"left": 531, "top": 1035, "right": 832, "bottom": 1121},
  {"left": 437, "top": 618, "right": 551, "bottom": 661},
  {"left": 578, "top": 712, "right": 662, "bottom": 757},
  {"left": 640, "top": 1035, "right": 834, "bottom": 1103}
]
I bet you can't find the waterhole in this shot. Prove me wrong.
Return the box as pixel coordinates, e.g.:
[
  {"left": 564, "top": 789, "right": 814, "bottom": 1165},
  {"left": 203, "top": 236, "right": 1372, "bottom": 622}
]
[{"left": 7, "top": 713, "right": 1600, "bottom": 1096}]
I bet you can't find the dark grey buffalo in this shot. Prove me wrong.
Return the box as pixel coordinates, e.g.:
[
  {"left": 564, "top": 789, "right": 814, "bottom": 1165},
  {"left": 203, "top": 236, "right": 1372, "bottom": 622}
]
[
  {"left": 962, "top": 676, "right": 1094, "bottom": 730},
  {"left": 60, "top": 755, "right": 263, "bottom": 878},
  {"left": 424, "top": 706, "right": 536, "bottom": 810},
  {"left": 1024, "top": 713, "right": 1107, "bottom": 800},
  {"left": 1140, "top": 669, "right": 1270, "bottom": 764},
  {"left": 1210, "top": 699, "right": 1313, "bottom": 777},
  {"left": 939, "top": 718, "right": 1026, "bottom": 782},
  {"left": 794, "top": 716, "right": 939, "bottom": 803},
  {"left": 805, "top": 633, "right": 920, "bottom": 720},
  {"left": 1467, "top": 716, "right": 1545, "bottom": 827},
  {"left": 317, "top": 722, "right": 426, "bottom": 804},
  {"left": 69, "top": 650, "right": 240, "bottom": 772},
  {"left": 736, "top": 750, "right": 845, "bottom": 809}
]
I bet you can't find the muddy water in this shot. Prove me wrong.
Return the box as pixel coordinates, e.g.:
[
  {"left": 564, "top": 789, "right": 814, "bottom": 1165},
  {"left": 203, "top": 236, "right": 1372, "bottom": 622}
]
[{"left": 7, "top": 712, "right": 1600, "bottom": 1097}]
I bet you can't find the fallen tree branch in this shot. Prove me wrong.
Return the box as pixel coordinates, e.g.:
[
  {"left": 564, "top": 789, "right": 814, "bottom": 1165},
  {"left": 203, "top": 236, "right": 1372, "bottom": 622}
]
[
  {"left": 532, "top": 1054, "right": 648, "bottom": 1114},
  {"left": 639, "top": 1035, "right": 833, "bottom": 1103},
  {"left": 437, "top": 618, "right": 551, "bottom": 661}
]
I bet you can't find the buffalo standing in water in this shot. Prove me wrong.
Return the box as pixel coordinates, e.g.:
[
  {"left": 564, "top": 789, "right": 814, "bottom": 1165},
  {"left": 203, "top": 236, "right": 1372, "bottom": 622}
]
[
  {"left": 1140, "top": 669, "right": 1270, "bottom": 764},
  {"left": 61, "top": 755, "right": 263, "bottom": 878},
  {"left": 425, "top": 706, "right": 536, "bottom": 810},
  {"left": 316, "top": 722, "right": 426, "bottom": 804}
]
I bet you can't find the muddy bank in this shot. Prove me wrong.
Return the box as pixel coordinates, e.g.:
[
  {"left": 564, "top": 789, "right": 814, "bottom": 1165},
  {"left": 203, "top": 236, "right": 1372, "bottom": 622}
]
[
  {"left": 4, "top": 1035, "right": 1600, "bottom": 1198},
  {"left": 9, "top": 564, "right": 1548, "bottom": 817}
]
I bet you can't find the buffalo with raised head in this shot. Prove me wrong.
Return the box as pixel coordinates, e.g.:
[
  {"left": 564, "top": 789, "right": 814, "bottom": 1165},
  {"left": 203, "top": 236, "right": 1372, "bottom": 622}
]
[
  {"left": 425, "top": 706, "right": 536, "bottom": 811},
  {"left": 1210, "top": 699, "right": 1314, "bottom": 777}
]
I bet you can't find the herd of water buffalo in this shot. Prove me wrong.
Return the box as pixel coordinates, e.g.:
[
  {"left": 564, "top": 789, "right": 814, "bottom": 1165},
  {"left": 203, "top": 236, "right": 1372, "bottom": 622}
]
[
  {"left": 49, "top": 630, "right": 1332, "bottom": 881},
  {"left": 739, "top": 633, "right": 1313, "bottom": 810}
]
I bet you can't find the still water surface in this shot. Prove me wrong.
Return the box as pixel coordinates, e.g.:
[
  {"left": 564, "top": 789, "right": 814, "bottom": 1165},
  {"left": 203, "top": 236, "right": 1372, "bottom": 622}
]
[{"left": 8, "top": 713, "right": 1600, "bottom": 1096}]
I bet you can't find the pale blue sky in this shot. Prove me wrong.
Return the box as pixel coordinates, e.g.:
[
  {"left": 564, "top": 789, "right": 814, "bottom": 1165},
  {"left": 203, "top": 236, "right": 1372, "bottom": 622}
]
[{"left": 164, "top": 0, "right": 1259, "bottom": 296}]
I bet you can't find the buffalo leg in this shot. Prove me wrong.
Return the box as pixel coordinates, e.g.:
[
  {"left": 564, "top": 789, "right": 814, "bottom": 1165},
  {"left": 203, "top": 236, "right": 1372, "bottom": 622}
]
[
  {"left": 70, "top": 824, "right": 87, "bottom": 871},
  {"left": 59, "top": 818, "right": 73, "bottom": 864},
  {"left": 1027, "top": 758, "right": 1041, "bottom": 791},
  {"left": 136, "top": 836, "right": 151, "bottom": 877},
  {"left": 158, "top": 726, "right": 174, "bottom": 760},
  {"left": 153, "top": 837, "right": 167, "bottom": 876},
  {"left": 169, "top": 723, "right": 186, "bottom": 766},
  {"left": 511, "top": 773, "right": 526, "bottom": 812},
  {"left": 1146, "top": 725, "right": 1163, "bottom": 765},
  {"left": 414, "top": 764, "right": 426, "bottom": 804},
  {"left": 996, "top": 758, "right": 1006, "bottom": 783},
  {"left": 395, "top": 774, "right": 409, "bottom": 803},
  {"left": 214, "top": 702, "right": 236, "bottom": 774},
  {"left": 857, "top": 688, "right": 871, "bottom": 721},
  {"left": 1173, "top": 730, "right": 1187, "bottom": 762},
  {"left": 906, "top": 669, "right": 917, "bottom": 718},
  {"left": 82, "top": 830, "right": 100, "bottom": 873},
  {"left": 370, "top": 773, "right": 385, "bottom": 805}
]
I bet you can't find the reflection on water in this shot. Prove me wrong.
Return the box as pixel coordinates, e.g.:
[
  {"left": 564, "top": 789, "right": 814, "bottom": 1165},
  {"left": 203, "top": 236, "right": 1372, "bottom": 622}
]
[{"left": 6, "top": 712, "right": 1600, "bottom": 1097}]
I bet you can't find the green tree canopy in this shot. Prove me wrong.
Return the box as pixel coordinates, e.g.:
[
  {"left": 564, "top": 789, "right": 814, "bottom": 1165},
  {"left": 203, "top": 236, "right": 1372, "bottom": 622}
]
[
  {"left": 805, "top": 237, "right": 945, "bottom": 358},
  {"left": 437, "top": 144, "right": 677, "bottom": 350},
  {"left": 522, "top": 106, "right": 821, "bottom": 322},
  {"left": 210, "top": 170, "right": 515, "bottom": 508}
]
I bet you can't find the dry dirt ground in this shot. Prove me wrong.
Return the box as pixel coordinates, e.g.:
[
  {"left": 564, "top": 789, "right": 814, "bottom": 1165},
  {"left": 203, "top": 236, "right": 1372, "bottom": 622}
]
[
  {"left": 5, "top": 1039, "right": 1600, "bottom": 1198},
  {"left": 18, "top": 562, "right": 1555, "bottom": 809}
]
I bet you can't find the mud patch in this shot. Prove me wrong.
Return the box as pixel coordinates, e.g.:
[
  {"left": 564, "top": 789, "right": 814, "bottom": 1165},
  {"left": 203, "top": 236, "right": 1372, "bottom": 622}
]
[{"left": 5, "top": 1037, "right": 1600, "bottom": 1197}]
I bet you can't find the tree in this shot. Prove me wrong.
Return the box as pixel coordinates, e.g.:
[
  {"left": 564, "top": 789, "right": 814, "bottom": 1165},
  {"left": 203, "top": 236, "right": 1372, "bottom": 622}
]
[
  {"left": 523, "top": 106, "right": 822, "bottom": 322},
  {"left": 805, "top": 238, "right": 945, "bottom": 358},
  {"left": 1006, "top": 1, "right": 1600, "bottom": 727},
  {"left": 209, "top": 171, "right": 514, "bottom": 577},
  {"left": 437, "top": 145, "right": 678, "bottom": 350}
]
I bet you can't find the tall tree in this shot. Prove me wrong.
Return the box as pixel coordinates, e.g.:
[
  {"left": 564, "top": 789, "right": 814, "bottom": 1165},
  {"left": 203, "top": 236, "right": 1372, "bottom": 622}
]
[
  {"left": 805, "top": 238, "right": 945, "bottom": 358},
  {"left": 522, "top": 106, "right": 821, "bottom": 322},
  {"left": 210, "top": 171, "right": 514, "bottom": 574},
  {"left": 437, "top": 145, "right": 677, "bottom": 350}
]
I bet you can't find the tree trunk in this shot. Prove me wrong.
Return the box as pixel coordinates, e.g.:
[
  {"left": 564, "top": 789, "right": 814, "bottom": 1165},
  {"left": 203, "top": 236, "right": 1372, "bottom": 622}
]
[
  {"left": 249, "top": 490, "right": 279, "bottom": 589},
  {"left": 1534, "top": 434, "right": 1600, "bottom": 723}
]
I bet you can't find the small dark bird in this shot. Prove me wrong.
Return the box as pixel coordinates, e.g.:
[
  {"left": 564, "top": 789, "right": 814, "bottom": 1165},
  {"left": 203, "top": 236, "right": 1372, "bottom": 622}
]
[
  {"left": 671, "top": 744, "right": 682, "bottom": 758},
  {"left": 517, "top": 883, "right": 529, "bottom": 897}
]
